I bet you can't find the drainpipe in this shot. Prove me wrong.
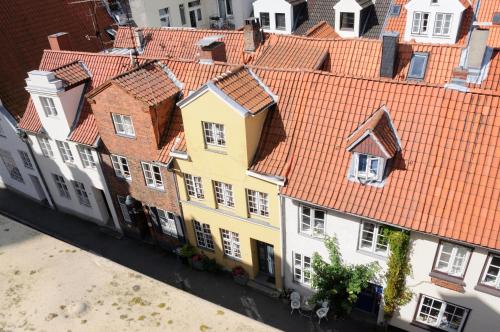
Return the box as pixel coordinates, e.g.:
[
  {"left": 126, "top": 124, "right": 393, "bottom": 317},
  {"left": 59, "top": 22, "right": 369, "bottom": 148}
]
[
  {"left": 17, "top": 129, "right": 56, "bottom": 210},
  {"left": 279, "top": 192, "right": 286, "bottom": 290}
]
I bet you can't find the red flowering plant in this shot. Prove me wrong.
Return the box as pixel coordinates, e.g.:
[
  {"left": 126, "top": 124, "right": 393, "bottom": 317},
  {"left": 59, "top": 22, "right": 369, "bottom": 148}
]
[
  {"left": 232, "top": 266, "right": 248, "bottom": 277},
  {"left": 191, "top": 254, "right": 203, "bottom": 262}
]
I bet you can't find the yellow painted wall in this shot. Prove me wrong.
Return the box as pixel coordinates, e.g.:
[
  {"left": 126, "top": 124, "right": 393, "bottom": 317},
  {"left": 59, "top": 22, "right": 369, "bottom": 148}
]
[{"left": 174, "top": 89, "right": 282, "bottom": 289}]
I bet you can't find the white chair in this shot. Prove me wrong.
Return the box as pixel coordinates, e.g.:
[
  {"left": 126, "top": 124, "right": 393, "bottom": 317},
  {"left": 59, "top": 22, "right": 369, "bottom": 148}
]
[
  {"left": 290, "top": 292, "right": 301, "bottom": 315},
  {"left": 316, "top": 302, "right": 329, "bottom": 323}
]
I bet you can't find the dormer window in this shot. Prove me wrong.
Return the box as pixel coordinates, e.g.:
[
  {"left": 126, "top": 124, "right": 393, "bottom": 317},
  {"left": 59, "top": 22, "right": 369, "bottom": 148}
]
[
  {"left": 40, "top": 96, "right": 57, "bottom": 117},
  {"left": 412, "top": 12, "right": 429, "bottom": 35},
  {"left": 112, "top": 113, "right": 135, "bottom": 137},
  {"left": 203, "top": 122, "right": 225, "bottom": 147},
  {"left": 340, "top": 12, "right": 355, "bottom": 31},
  {"left": 430, "top": 0, "right": 438, "bottom": 4},
  {"left": 433, "top": 13, "right": 452, "bottom": 36},
  {"left": 356, "top": 154, "right": 383, "bottom": 181}
]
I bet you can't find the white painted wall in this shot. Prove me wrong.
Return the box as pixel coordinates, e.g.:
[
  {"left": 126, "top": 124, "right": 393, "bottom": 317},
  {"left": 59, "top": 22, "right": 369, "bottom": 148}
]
[
  {"left": 0, "top": 104, "right": 51, "bottom": 204},
  {"left": 229, "top": 0, "right": 255, "bottom": 29},
  {"left": 333, "top": 0, "right": 362, "bottom": 38},
  {"left": 130, "top": 0, "right": 211, "bottom": 28},
  {"left": 282, "top": 196, "right": 500, "bottom": 331},
  {"left": 253, "top": 0, "right": 293, "bottom": 34},
  {"left": 404, "top": 0, "right": 466, "bottom": 44}
]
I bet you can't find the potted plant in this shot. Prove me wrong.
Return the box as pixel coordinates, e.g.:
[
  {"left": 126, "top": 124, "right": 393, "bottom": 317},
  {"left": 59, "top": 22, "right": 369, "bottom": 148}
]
[
  {"left": 190, "top": 254, "right": 204, "bottom": 271},
  {"left": 202, "top": 256, "right": 220, "bottom": 273},
  {"left": 232, "top": 266, "right": 249, "bottom": 286},
  {"left": 178, "top": 244, "right": 196, "bottom": 265}
]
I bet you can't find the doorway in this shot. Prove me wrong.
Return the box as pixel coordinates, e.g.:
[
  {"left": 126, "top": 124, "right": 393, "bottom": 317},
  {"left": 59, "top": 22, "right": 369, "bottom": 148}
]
[
  {"left": 354, "top": 283, "right": 383, "bottom": 316},
  {"left": 257, "top": 241, "right": 275, "bottom": 283},
  {"left": 29, "top": 175, "right": 47, "bottom": 203},
  {"left": 189, "top": 10, "right": 197, "bottom": 27}
]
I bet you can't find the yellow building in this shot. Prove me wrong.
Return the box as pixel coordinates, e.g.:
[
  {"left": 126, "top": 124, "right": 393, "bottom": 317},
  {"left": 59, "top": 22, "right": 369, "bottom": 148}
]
[{"left": 171, "top": 66, "right": 284, "bottom": 289}]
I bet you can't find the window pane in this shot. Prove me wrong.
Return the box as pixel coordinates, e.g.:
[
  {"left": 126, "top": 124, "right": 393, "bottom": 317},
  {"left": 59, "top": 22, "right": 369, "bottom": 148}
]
[{"left": 358, "top": 154, "right": 367, "bottom": 172}]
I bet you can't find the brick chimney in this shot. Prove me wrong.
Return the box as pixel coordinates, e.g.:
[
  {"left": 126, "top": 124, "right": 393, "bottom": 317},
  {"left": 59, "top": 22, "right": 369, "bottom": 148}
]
[
  {"left": 133, "top": 28, "right": 145, "bottom": 51},
  {"left": 380, "top": 32, "right": 399, "bottom": 78},
  {"left": 243, "top": 18, "right": 262, "bottom": 52},
  {"left": 48, "top": 32, "right": 72, "bottom": 51},
  {"left": 197, "top": 36, "right": 227, "bottom": 63}
]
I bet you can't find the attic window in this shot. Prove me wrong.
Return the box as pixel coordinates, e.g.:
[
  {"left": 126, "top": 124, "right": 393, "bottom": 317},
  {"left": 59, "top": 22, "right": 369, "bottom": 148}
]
[
  {"left": 390, "top": 5, "right": 401, "bottom": 17},
  {"left": 430, "top": 0, "right": 439, "bottom": 4},
  {"left": 352, "top": 153, "right": 385, "bottom": 182},
  {"left": 408, "top": 52, "right": 429, "bottom": 80},
  {"left": 340, "top": 12, "right": 355, "bottom": 31}
]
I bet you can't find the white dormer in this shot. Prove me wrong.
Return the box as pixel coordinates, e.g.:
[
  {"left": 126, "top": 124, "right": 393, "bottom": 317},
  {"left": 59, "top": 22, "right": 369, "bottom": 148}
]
[
  {"left": 404, "top": 0, "right": 467, "bottom": 44},
  {"left": 333, "top": 0, "right": 373, "bottom": 38},
  {"left": 253, "top": 0, "right": 306, "bottom": 34},
  {"left": 25, "top": 63, "right": 89, "bottom": 140}
]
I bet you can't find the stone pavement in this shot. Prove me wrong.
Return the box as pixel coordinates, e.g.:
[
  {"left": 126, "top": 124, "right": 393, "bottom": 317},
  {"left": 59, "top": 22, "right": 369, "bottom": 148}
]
[{"left": 0, "top": 187, "right": 379, "bottom": 332}]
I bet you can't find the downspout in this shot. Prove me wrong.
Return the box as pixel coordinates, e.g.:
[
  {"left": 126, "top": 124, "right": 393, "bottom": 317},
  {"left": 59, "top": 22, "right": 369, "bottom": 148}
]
[
  {"left": 279, "top": 192, "right": 286, "bottom": 290},
  {"left": 167, "top": 159, "right": 187, "bottom": 244}
]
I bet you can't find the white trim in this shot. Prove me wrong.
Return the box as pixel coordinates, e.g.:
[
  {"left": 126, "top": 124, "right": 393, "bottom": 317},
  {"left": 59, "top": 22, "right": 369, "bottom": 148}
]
[
  {"left": 247, "top": 68, "right": 278, "bottom": 103},
  {"left": 169, "top": 151, "right": 189, "bottom": 160},
  {"left": 246, "top": 169, "right": 285, "bottom": 186}
]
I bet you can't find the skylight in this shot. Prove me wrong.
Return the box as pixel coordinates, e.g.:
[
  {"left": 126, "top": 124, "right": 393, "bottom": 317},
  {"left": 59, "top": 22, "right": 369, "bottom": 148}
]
[
  {"left": 390, "top": 5, "right": 401, "bottom": 17},
  {"left": 408, "top": 52, "right": 429, "bottom": 80}
]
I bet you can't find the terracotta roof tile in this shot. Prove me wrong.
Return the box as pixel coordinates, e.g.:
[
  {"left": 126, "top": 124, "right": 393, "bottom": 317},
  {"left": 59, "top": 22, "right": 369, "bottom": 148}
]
[
  {"left": 476, "top": 0, "right": 499, "bottom": 22},
  {"left": 211, "top": 66, "right": 275, "bottom": 114},
  {"left": 52, "top": 61, "right": 91, "bottom": 90},
  {"left": 305, "top": 21, "right": 339, "bottom": 39},
  {"left": 0, "top": 0, "right": 114, "bottom": 121},
  {"left": 249, "top": 67, "right": 500, "bottom": 250},
  {"left": 487, "top": 25, "right": 500, "bottom": 48}
]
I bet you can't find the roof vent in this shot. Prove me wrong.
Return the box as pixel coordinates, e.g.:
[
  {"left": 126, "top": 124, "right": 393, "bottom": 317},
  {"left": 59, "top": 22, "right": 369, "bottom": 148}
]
[
  {"left": 493, "top": 12, "right": 500, "bottom": 25},
  {"left": 197, "top": 36, "right": 227, "bottom": 63},
  {"left": 380, "top": 32, "right": 399, "bottom": 78}
]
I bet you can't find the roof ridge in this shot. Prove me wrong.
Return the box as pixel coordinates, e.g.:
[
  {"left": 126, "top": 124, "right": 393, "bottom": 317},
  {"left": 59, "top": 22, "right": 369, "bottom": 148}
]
[
  {"left": 211, "top": 65, "right": 246, "bottom": 83},
  {"left": 118, "top": 26, "right": 245, "bottom": 35},
  {"left": 50, "top": 60, "right": 81, "bottom": 72},
  {"left": 111, "top": 60, "right": 158, "bottom": 82}
]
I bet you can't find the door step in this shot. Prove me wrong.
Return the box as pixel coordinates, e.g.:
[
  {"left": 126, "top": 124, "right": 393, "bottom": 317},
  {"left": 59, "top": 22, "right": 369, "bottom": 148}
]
[{"left": 247, "top": 279, "right": 280, "bottom": 298}]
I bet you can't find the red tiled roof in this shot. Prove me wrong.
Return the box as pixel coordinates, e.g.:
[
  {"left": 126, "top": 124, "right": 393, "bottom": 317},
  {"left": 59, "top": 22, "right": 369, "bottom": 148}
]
[
  {"left": 0, "top": 0, "right": 114, "bottom": 121},
  {"left": 52, "top": 61, "right": 91, "bottom": 90},
  {"left": 211, "top": 66, "right": 275, "bottom": 114},
  {"left": 305, "top": 21, "right": 340, "bottom": 39},
  {"left": 476, "top": 0, "right": 499, "bottom": 22},
  {"left": 113, "top": 27, "right": 265, "bottom": 64},
  {"left": 249, "top": 67, "right": 500, "bottom": 250},
  {"left": 487, "top": 26, "right": 500, "bottom": 48}
]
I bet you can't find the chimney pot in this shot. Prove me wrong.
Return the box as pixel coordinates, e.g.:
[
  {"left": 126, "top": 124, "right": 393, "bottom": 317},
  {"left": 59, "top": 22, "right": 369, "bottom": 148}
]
[
  {"left": 243, "top": 17, "right": 262, "bottom": 52},
  {"left": 48, "top": 32, "right": 72, "bottom": 51},
  {"left": 133, "top": 28, "right": 145, "bottom": 51},
  {"left": 380, "top": 32, "right": 399, "bottom": 78},
  {"left": 199, "top": 41, "right": 227, "bottom": 63}
]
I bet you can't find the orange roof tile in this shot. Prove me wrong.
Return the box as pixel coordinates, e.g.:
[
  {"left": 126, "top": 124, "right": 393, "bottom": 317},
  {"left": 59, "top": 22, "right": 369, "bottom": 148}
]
[
  {"left": 211, "top": 66, "right": 275, "bottom": 114},
  {"left": 476, "top": 0, "right": 499, "bottom": 22},
  {"left": 487, "top": 25, "right": 500, "bottom": 48},
  {"left": 52, "top": 61, "right": 90, "bottom": 90},
  {"left": 248, "top": 67, "right": 500, "bottom": 250},
  {"left": 305, "top": 21, "right": 339, "bottom": 39}
]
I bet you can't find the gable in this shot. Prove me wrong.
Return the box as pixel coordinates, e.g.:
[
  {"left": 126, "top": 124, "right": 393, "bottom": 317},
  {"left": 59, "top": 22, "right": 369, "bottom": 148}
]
[{"left": 351, "top": 136, "right": 387, "bottom": 157}]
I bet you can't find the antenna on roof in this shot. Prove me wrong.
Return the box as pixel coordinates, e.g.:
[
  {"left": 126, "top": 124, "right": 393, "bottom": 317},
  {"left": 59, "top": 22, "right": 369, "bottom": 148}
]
[{"left": 68, "top": 0, "right": 105, "bottom": 51}]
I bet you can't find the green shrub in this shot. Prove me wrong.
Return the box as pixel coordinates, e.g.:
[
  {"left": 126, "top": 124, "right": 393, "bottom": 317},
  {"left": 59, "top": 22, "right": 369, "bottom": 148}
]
[{"left": 179, "top": 243, "right": 197, "bottom": 258}]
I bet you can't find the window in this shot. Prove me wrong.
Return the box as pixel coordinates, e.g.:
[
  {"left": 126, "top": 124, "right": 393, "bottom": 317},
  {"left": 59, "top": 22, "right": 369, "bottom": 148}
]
[
  {"left": 203, "top": 122, "right": 225, "bottom": 147},
  {"left": 194, "top": 220, "right": 214, "bottom": 250},
  {"left": 359, "top": 222, "right": 389, "bottom": 255},
  {"left": 390, "top": 5, "right": 401, "bottom": 17},
  {"left": 434, "top": 242, "right": 471, "bottom": 277},
  {"left": 159, "top": 8, "right": 170, "bottom": 27},
  {"left": 117, "top": 195, "right": 132, "bottom": 223},
  {"left": 408, "top": 52, "right": 429, "bottom": 80},
  {"left": 157, "top": 209, "right": 178, "bottom": 237},
  {"left": 246, "top": 189, "right": 269, "bottom": 217},
  {"left": 56, "top": 140, "right": 74, "bottom": 164},
  {"left": 18, "top": 150, "right": 33, "bottom": 169},
  {"left": 197, "top": 8, "right": 202, "bottom": 21},
  {"left": 78, "top": 146, "right": 96, "bottom": 168},
  {"left": 431, "top": 0, "right": 439, "bottom": 4},
  {"left": 340, "top": 12, "right": 355, "bottom": 30},
  {"left": 214, "top": 181, "right": 234, "bottom": 207},
  {"left": 299, "top": 205, "right": 325, "bottom": 237},
  {"left": 415, "top": 295, "right": 469, "bottom": 332},
  {"left": 356, "top": 153, "right": 382, "bottom": 180},
  {"left": 141, "top": 162, "right": 163, "bottom": 189},
  {"left": 412, "top": 12, "right": 430, "bottom": 35},
  {"left": 260, "top": 12, "right": 270, "bottom": 29},
  {"left": 72, "top": 180, "right": 91, "bottom": 207},
  {"left": 110, "top": 154, "right": 131, "bottom": 180},
  {"left": 111, "top": 113, "right": 135, "bottom": 137},
  {"left": 37, "top": 136, "right": 54, "bottom": 158},
  {"left": 225, "top": 0, "right": 233, "bottom": 15},
  {"left": 221, "top": 229, "right": 240, "bottom": 258},
  {"left": 481, "top": 254, "right": 500, "bottom": 288},
  {"left": 179, "top": 4, "right": 186, "bottom": 25},
  {"left": 39, "top": 97, "right": 57, "bottom": 117},
  {"left": 275, "top": 13, "right": 286, "bottom": 30},
  {"left": 0, "top": 119, "right": 4, "bottom": 136},
  {"left": 188, "top": 0, "right": 200, "bottom": 7},
  {"left": 53, "top": 174, "right": 70, "bottom": 199},
  {"left": 0, "top": 149, "right": 24, "bottom": 183},
  {"left": 434, "top": 13, "right": 452, "bottom": 36},
  {"left": 293, "top": 253, "right": 312, "bottom": 285},
  {"left": 184, "top": 174, "right": 204, "bottom": 199}
]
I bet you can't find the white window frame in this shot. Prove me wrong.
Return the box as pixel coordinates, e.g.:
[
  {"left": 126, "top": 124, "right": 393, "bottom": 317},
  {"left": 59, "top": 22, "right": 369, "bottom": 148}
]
[
  {"left": 110, "top": 154, "right": 131, "bottom": 180},
  {"left": 415, "top": 295, "right": 469, "bottom": 332},
  {"left": 39, "top": 96, "right": 57, "bottom": 117},
  {"left": 221, "top": 229, "right": 241, "bottom": 258},
  {"left": 275, "top": 13, "right": 286, "bottom": 30},
  {"left": 53, "top": 174, "right": 70, "bottom": 199},
  {"left": 358, "top": 221, "right": 389, "bottom": 256},
  {"left": 56, "top": 140, "right": 74, "bottom": 164},
  {"left": 37, "top": 136, "right": 54, "bottom": 158},
  {"left": 434, "top": 242, "right": 471, "bottom": 278},
  {"left": 260, "top": 12, "right": 270, "bottom": 29},
  {"left": 481, "top": 254, "right": 500, "bottom": 288},
  {"left": 408, "top": 52, "right": 429, "bottom": 80},
  {"left": 72, "top": 180, "right": 91, "bottom": 207},
  {"left": 299, "top": 205, "right": 325, "bottom": 237},
  {"left": 117, "top": 195, "right": 131, "bottom": 223},
  {"left": 0, "top": 149, "right": 24, "bottom": 183},
  {"left": 184, "top": 174, "right": 204, "bottom": 199},
  {"left": 355, "top": 153, "right": 383, "bottom": 181},
  {"left": 293, "top": 253, "right": 312, "bottom": 285},
  {"left": 18, "top": 150, "right": 33, "bottom": 169},
  {"left": 203, "top": 122, "right": 226, "bottom": 147},
  {"left": 246, "top": 189, "right": 269, "bottom": 217},
  {"left": 157, "top": 208, "right": 178, "bottom": 237},
  {"left": 412, "top": 12, "right": 430, "bottom": 35},
  {"left": 159, "top": 7, "right": 171, "bottom": 27},
  {"left": 340, "top": 12, "right": 355, "bottom": 31},
  {"left": 111, "top": 113, "right": 135, "bottom": 137},
  {"left": 141, "top": 162, "right": 164, "bottom": 190},
  {"left": 214, "top": 181, "right": 234, "bottom": 207},
  {"left": 433, "top": 13, "right": 452, "bottom": 36},
  {"left": 78, "top": 145, "right": 96, "bottom": 168},
  {"left": 194, "top": 220, "right": 214, "bottom": 250}
]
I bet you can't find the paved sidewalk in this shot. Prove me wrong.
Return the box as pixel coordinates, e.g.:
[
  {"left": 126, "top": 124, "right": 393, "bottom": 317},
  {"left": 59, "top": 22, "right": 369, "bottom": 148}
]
[{"left": 0, "top": 187, "right": 378, "bottom": 332}]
